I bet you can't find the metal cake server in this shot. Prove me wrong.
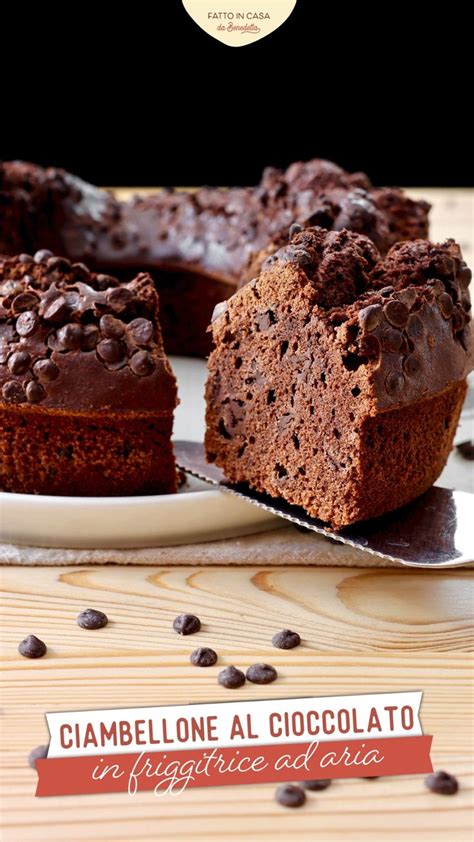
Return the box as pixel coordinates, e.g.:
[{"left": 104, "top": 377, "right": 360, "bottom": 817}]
[{"left": 174, "top": 440, "right": 474, "bottom": 568}]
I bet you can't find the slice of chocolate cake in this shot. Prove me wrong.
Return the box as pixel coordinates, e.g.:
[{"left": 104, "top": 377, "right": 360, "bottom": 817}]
[
  {"left": 205, "top": 228, "right": 472, "bottom": 529},
  {"left": 0, "top": 251, "right": 178, "bottom": 496},
  {"left": 0, "top": 160, "right": 430, "bottom": 356}
]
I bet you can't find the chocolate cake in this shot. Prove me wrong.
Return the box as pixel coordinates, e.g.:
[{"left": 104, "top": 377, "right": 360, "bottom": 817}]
[
  {"left": 0, "top": 160, "right": 430, "bottom": 356},
  {"left": 205, "top": 228, "right": 472, "bottom": 529},
  {"left": 0, "top": 251, "right": 178, "bottom": 496}
]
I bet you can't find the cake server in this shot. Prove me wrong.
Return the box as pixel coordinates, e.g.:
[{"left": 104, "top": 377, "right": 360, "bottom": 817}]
[{"left": 174, "top": 440, "right": 474, "bottom": 568}]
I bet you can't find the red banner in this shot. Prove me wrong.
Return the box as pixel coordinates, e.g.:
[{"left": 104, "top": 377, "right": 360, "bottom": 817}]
[{"left": 36, "top": 736, "right": 432, "bottom": 797}]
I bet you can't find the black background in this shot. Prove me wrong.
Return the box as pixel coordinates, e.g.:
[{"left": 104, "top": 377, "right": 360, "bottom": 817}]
[{"left": 2, "top": 3, "right": 471, "bottom": 187}]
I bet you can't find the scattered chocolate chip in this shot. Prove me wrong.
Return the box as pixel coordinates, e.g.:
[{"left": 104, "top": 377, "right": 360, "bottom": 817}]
[
  {"left": 33, "top": 359, "right": 59, "bottom": 382},
  {"left": 28, "top": 744, "right": 49, "bottom": 769},
  {"left": 100, "top": 314, "right": 125, "bottom": 339},
  {"left": 18, "top": 635, "right": 47, "bottom": 658},
  {"left": 383, "top": 300, "right": 409, "bottom": 329},
  {"left": 359, "top": 333, "right": 381, "bottom": 358},
  {"left": 7, "top": 350, "right": 31, "bottom": 375},
  {"left": 218, "top": 666, "right": 246, "bottom": 689},
  {"left": 77, "top": 609, "right": 108, "bottom": 630},
  {"left": 96, "top": 338, "right": 125, "bottom": 365},
  {"left": 406, "top": 313, "right": 424, "bottom": 339},
  {"left": 438, "top": 292, "right": 454, "bottom": 319},
  {"left": 425, "top": 770, "right": 458, "bottom": 795},
  {"left": 106, "top": 286, "right": 135, "bottom": 313},
  {"left": 385, "top": 370, "right": 405, "bottom": 395},
  {"left": 18, "top": 254, "right": 34, "bottom": 266},
  {"left": 403, "top": 354, "right": 422, "bottom": 376},
  {"left": 301, "top": 779, "right": 332, "bottom": 791},
  {"left": 128, "top": 317, "right": 154, "bottom": 345},
  {"left": 2, "top": 380, "right": 25, "bottom": 403},
  {"left": 456, "top": 440, "right": 474, "bottom": 460},
  {"left": 272, "top": 629, "right": 301, "bottom": 650},
  {"left": 173, "top": 614, "right": 201, "bottom": 635},
  {"left": 12, "top": 292, "right": 39, "bottom": 314},
  {"left": 190, "top": 647, "right": 218, "bottom": 667},
  {"left": 43, "top": 295, "right": 70, "bottom": 323},
  {"left": 16, "top": 310, "right": 40, "bottom": 337},
  {"left": 380, "top": 328, "right": 404, "bottom": 353},
  {"left": 56, "top": 323, "right": 83, "bottom": 351},
  {"left": 379, "top": 286, "right": 394, "bottom": 297},
  {"left": 26, "top": 381, "right": 46, "bottom": 404},
  {"left": 246, "top": 663, "right": 278, "bottom": 684},
  {"left": 46, "top": 256, "right": 71, "bottom": 272},
  {"left": 289, "top": 222, "right": 303, "bottom": 239},
  {"left": 33, "top": 249, "right": 53, "bottom": 263},
  {"left": 275, "top": 783, "right": 306, "bottom": 808},
  {"left": 130, "top": 350, "right": 155, "bottom": 376},
  {"left": 81, "top": 324, "right": 100, "bottom": 351},
  {"left": 358, "top": 304, "right": 383, "bottom": 332},
  {"left": 452, "top": 307, "right": 465, "bottom": 333}
]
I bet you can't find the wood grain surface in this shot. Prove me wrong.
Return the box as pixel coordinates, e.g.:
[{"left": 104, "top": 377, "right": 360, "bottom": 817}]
[
  {"left": 1, "top": 564, "right": 473, "bottom": 842},
  {"left": 1, "top": 187, "right": 473, "bottom": 842}
]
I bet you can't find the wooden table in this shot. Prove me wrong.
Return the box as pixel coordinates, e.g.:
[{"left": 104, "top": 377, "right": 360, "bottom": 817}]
[{"left": 1, "top": 189, "right": 473, "bottom": 841}]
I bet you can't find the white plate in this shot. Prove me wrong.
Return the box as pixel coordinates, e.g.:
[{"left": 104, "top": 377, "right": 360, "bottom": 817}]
[{"left": 0, "top": 358, "right": 281, "bottom": 549}]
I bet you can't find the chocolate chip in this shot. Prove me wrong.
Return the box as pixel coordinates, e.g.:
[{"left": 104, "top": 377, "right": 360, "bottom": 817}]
[
  {"left": 95, "top": 274, "right": 119, "bottom": 291},
  {"left": 190, "top": 647, "right": 218, "bottom": 667},
  {"left": 106, "top": 286, "right": 135, "bottom": 313},
  {"left": 452, "top": 306, "right": 465, "bottom": 333},
  {"left": 18, "top": 635, "right": 47, "bottom": 658},
  {"left": 7, "top": 350, "right": 31, "bottom": 375},
  {"left": 425, "top": 770, "right": 458, "bottom": 795},
  {"left": 383, "top": 300, "right": 409, "bottom": 328},
  {"left": 100, "top": 314, "right": 125, "bottom": 339},
  {"left": 272, "top": 629, "right": 301, "bottom": 650},
  {"left": 438, "top": 292, "right": 454, "bottom": 319},
  {"left": 289, "top": 222, "right": 303, "bottom": 239},
  {"left": 385, "top": 371, "right": 405, "bottom": 395},
  {"left": 211, "top": 302, "right": 228, "bottom": 324},
  {"left": 81, "top": 324, "right": 100, "bottom": 351},
  {"left": 43, "top": 295, "right": 70, "bottom": 323},
  {"left": 358, "top": 304, "right": 383, "bottom": 332},
  {"left": 379, "top": 286, "right": 395, "bottom": 297},
  {"left": 26, "top": 381, "right": 46, "bottom": 403},
  {"left": 18, "top": 254, "right": 34, "bottom": 265},
  {"left": 456, "top": 440, "right": 474, "bottom": 460},
  {"left": 2, "top": 380, "right": 25, "bottom": 403},
  {"left": 128, "top": 317, "right": 154, "bottom": 345},
  {"left": 129, "top": 350, "right": 155, "bottom": 377},
  {"left": 28, "top": 744, "right": 49, "bottom": 769},
  {"left": 56, "top": 323, "right": 83, "bottom": 351},
  {"left": 77, "top": 609, "right": 108, "bottom": 629},
  {"left": 395, "top": 288, "right": 417, "bottom": 309},
  {"left": 403, "top": 354, "right": 422, "bottom": 376},
  {"left": 458, "top": 263, "right": 472, "bottom": 289},
  {"left": 16, "top": 310, "right": 40, "bottom": 337},
  {"left": 275, "top": 783, "right": 306, "bottom": 808},
  {"left": 33, "top": 359, "right": 59, "bottom": 382},
  {"left": 301, "top": 779, "right": 332, "bottom": 791},
  {"left": 218, "top": 666, "right": 246, "bottom": 689},
  {"left": 96, "top": 338, "right": 125, "bottom": 365},
  {"left": 33, "top": 249, "right": 53, "bottom": 263},
  {"left": 380, "top": 328, "right": 404, "bottom": 353},
  {"left": 246, "top": 663, "right": 278, "bottom": 684},
  {"left": 46, "top": 256, "right": 71, "bottom": 272},
  {"left": 406, "top": 313, "right": 424, "bottom": 340},
  {"left": 173, "top": 614, "right": 201, "bottom": 635},
  {"left": 12, "top": 292, "right": 39, "bottom": 314},
  {"left": 359, "top": 334, "right": 381, "bottom": 358}
]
